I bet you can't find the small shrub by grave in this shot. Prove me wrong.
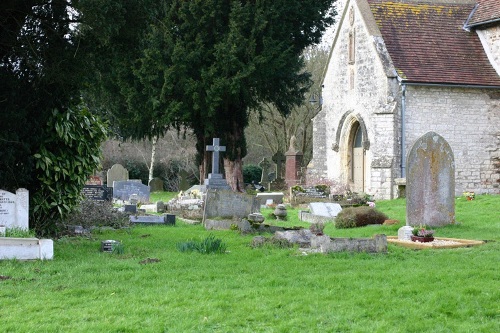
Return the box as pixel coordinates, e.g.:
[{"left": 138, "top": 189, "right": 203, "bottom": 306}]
[
  {"left": 176, "top": 234, "right": 227, "bottom": 254},
  {"left": 243, "top": 164, "right": 262, "bottom": 184},
  {"left": 335, "top": 206, "right": 388, "bottom": 229},
  {"left": 61, "top": 199, "right": 130, "bottom": 233}
]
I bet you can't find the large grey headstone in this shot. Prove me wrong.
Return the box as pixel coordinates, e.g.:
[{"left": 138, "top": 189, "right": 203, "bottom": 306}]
[
  {"left": 406, "top": 132, "right": 455, "bottom": 227},
  {"left": 106, "top": 164, "right": 129, "bottom": 188},
  {"left": 0, "top": 189, "right": 29, "bottom": 230},
  {"left": 309, "top": 202, "right": 342, "bottom": 218},
  {"left": 203, "top": 190, "right": 260, "bottom": 220},
  {"left": 113, "top": 181, "right": 150, "bottom": 203}
]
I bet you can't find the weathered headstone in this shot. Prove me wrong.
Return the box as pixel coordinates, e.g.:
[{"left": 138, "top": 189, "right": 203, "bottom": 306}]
[
  {"left": 0, "top": 189, "right": 29, "bottom": 230},
  {"left": 309, "top": 202, "right": 342, "bottom": 218},
  {"left": 258, "top": 157, "right": 272, "bottom": 190},
  {"left": 204, "top": 138, "right": 231, "bottom": 190},
  {"left": 106, "top": 164, "right": 129, "bottom": 188},
  {"left": 179, "top": 170, "right": 190, "bottom": 191},
  {"left": 203, "top": 190, "right": 260, "bottom": 221},
  {"left": 113, "top": 180, "right": 150, "bottom": 203},
  {"left": 148, "top": 177, "right": 164, "bottom": 192},
  {"left": 406, "top": 131, "right": 455, "bottom": 227}
]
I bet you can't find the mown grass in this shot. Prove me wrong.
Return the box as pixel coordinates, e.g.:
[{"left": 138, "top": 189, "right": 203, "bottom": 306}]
[{"left": 0, "top": 195, "right": 498, "bottom": 332}]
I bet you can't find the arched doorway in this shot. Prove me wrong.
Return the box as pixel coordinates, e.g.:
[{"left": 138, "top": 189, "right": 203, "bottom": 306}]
[{"left": 351, "top": 123, "right": 365, "bottom": 193}]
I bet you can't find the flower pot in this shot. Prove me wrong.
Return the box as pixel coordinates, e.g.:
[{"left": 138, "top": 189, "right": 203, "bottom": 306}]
[
  {"left": 467, "top": 197, "right": 473, "bottom": 201},
  {"left": 411, "top": 235, "right": 434, "bottom": 243}
]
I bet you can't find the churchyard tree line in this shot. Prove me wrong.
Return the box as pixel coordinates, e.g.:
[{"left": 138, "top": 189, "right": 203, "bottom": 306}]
[{"left": 0, "top": 0, "right": 336, "bottom": 233}]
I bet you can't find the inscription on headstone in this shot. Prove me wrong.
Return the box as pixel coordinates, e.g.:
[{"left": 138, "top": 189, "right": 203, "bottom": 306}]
[
  {"left": 82, "top": 185, "right": 112, "bottom": 201},
  {"left": 0, "top": 189, "right": 29, "bottom": 230},
  {"left": 406, "top": 131, "right": 455, "bottom": 227}
]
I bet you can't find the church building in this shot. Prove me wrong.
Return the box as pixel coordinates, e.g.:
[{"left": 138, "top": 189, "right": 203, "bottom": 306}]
[{"left": 309, "top": 0, "right": 500, "bottom": 199}]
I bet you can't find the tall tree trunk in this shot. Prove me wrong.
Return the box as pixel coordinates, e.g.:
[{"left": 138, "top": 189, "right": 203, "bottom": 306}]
[{"left": 222, "top": 116, "right": 246, "bottom": 192}]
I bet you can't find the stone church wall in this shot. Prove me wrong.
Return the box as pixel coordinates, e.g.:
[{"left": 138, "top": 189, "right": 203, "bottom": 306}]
[
  {"left": 310, "top": 2, "right": 400, "bottom": 199},
  {"left": 404, "top": 86, "right": 500, "bottom": 195},
  {"left": 477, "top": 26, "right": 500, "bottom": 74}
]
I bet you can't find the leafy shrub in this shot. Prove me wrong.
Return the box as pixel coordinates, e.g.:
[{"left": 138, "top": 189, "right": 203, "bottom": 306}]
[
  {"left": 335, "top": 206, "right": 388, "bottom": 229},
  {"left": 176, "top": 234, "right": 227, "bottom": 254},
  {"left": 243, "top": 164, "right": 262, "bottom": 184},
  {"left": 62, "top": 199, "right": 130, "bottom": 231}
]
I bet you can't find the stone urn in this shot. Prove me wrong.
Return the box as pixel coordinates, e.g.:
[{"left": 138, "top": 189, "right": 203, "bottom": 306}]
[{"left": 274, "top": 204, "right": 288, "bottom": 220}]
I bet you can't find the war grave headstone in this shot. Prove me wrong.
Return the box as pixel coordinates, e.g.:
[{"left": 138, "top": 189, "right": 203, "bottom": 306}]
[
  {"left": 0, "top": 188, "right": 53, "bottom": 260},
  {"left": 148, "top": 177, "right": 164, "bottom": 192},
  {"left": 106, "top": 164, "right": 129, "bottom": 188},
  {"left": 204, "top": 138, "right": 231, "bottom": 190},
  {"left": 113, "top": 180, "right": 150, "bottom": 203},
  {"left": 406, "top": 131, "right": 455, "bottom": 227}
]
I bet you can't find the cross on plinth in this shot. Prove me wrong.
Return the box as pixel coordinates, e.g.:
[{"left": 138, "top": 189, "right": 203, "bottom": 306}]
[{"left": 206, "top": 138, "right": 226, "bottom": 175}]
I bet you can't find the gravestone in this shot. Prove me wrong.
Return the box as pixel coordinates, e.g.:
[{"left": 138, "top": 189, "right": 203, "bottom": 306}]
[
  {"left": 204, "top": 138, "right": 231, "bottom": 190},
  {"left": 270, "top": 152, "right": 287, "bottom": 191},
  {"left": 203, "top": 190, "right": 260, "bottom": 221},
  {"left": 272, "top": 152, "right": 286, "bottom": 180},
  {"left": 309, "top": 202, "right": 342, "bottom": 218},
  {"left": 0, "top": 188, "right": 29, "bottom": 230},
  {"left": 285, "top": 135, "right": 303, "bottom": 188},
  {"left": 258, "top": 157, "right": 272, "bottom": 191},
  {"left": 406, "top": 131, "right": 455, "bottom": 227},
  {"left": 113, "top": 180, "right": 150, "bottom": 203},
  {"left": 106, "top": 164, "right": 129, "bottom": 188},
  {"left": 148, "top": 177, "right": 164, "bottom": 192},
  {"left": 179, "top": 170, "right": 190, "bottom": 191},
  {"left": 82, "top": 185, "right": 112, "bottom": 201}
]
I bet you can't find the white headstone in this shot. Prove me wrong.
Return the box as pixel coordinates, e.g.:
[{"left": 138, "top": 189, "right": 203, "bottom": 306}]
[
  {"left": 309, "top": 202, "right": 342, "bottom": 218},
  {"left": 106, "top": 164, "right": 129, "bottom": 188},
  {"left": 398, "top": 226, "right": 413, "bottom": 240},
  {"left": 0, "top": 188, "right": 29, "bottom": 230}
]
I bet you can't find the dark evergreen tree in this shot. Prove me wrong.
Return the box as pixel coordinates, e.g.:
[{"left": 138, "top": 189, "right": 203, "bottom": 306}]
[{"left": 81, "top": 0, "right": 337, "bottom": 190}]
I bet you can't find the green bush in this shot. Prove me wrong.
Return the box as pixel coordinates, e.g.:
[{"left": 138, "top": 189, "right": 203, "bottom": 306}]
[
  {"left": 335, "top": 206, "right": 388, "bottom": 229},
  {"left": 176, "top": 234, "right": 227, "bottom": 254},
  {"left": 243, "top": 164, "right": 262, "bottom": 184}
]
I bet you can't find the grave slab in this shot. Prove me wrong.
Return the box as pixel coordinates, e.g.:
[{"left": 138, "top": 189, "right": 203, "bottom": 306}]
[{"left": 309, "top": 202, "right": 342, "bottom": 218}]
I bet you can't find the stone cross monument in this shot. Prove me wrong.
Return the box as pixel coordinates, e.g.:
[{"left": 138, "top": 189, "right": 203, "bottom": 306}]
[{"left": 204, "top": 138, "right": 231, "bottom": 190}]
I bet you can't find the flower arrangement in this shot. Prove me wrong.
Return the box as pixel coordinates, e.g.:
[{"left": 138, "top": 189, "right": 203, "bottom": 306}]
[
  {"left": 463, "top": 191, "right": 475, "bottom": 200},
  {"left": 412, "top": 225, "right": 435, "bottom": 238}
]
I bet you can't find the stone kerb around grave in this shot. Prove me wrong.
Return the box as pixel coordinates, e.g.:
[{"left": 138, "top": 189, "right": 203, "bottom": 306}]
[
  {"left": 0, "top": 188, "right": 29, "bottom": 230},
  {"left": 406, "top": 131, "right": 455, "bottom": 227}
]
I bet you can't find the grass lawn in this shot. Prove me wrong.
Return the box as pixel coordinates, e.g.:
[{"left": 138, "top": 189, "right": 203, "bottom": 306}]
[{"left": 1, "top": 195, "right": 499, "bottom": 332}]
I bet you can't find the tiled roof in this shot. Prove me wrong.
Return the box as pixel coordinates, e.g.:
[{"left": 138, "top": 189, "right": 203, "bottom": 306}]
[
  {"left": 368, "top": 0, "right": 500, "bottom": 86},
  {"left": 467, "top": 0, "right": 500, "bottom": 27}
]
